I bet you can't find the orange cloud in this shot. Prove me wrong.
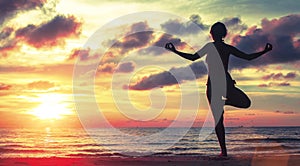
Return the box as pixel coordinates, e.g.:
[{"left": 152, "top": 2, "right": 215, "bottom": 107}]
[
  {"left": 0, "top": 83, "right": 12, "bottom": 90},
  {"left": 27, "top": 81, "right": 56, "bottom": 90}
]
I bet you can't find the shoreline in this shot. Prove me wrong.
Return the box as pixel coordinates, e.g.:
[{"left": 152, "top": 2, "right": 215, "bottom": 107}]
[{"left": 1, "top": 154, "right": 299, "bottom": 166}]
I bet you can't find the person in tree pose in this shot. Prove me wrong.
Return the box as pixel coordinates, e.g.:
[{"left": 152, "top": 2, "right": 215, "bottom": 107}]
[{"left": 165, "top": 22, "right": 272, "bottom": 157}]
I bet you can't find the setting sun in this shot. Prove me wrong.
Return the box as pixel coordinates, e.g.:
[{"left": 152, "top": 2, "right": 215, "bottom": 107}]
[{"left": 29, "top": 94, "right": 73, "bottom": 120}]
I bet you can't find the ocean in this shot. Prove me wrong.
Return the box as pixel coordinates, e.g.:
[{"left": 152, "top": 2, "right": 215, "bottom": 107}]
[{"left": 0, "top": 127, "right": 299, "bottom": 158}]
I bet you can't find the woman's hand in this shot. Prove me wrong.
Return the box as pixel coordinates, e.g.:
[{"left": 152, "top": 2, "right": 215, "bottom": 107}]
[
  {"left": 165, "top": 42, "right": 176, "bottom": 52},
  {"left": 264, "top": 43, "right": 272, "bottom": 52}
]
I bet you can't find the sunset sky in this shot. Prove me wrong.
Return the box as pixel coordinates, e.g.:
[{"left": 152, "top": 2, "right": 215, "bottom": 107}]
[{"left": 0, "top": 0, "right": 299, "bottom": 128}]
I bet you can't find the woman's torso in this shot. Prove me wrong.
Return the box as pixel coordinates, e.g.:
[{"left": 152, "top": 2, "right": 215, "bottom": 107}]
[{"left": 207, "top": 42, "right": 234, "bottom": 87}]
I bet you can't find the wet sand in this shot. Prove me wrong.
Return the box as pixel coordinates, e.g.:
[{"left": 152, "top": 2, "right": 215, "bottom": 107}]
[{"left": 0, "top": 154, "right": 299, "bottom": 166}]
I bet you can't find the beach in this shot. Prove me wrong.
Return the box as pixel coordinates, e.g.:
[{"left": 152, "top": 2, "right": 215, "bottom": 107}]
[
  {"left": 1, "top": 155, "right": 300, "bottom": 166},
  {"left": 1, "top": 127, "right": 299, "bottom": 165}
]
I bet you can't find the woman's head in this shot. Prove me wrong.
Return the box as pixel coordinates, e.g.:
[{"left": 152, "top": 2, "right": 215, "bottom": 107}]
[{"left": 210, "top": 22, "right": 227, "bottom": 42}]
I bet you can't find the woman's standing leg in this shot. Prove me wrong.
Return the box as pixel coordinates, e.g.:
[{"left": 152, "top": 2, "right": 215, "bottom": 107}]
[
  {"left": 207, "top": 84, "right": 227, "bottom": 156},
  {"left": 215, "top": 113, "right": 227, "bottom": 156}
]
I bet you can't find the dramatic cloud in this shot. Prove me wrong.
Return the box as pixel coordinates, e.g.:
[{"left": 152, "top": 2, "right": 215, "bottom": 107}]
[
  {"left": 128, "top": 14, "right": 300, "bottom": 90},
  {"left": 257, "top": 84, "right": 268, "bottom": 88},
  {"left": 262, "top": 72, "right": 297, "bottom": 80},
  {"left": 116, "top": 61, "right": 135, "bottom": 73},
  {"left": 284, "top": 72, "right": 297, "bottom": 79},
  {"left": 153, "top": 33, "right": 187, "bottom": 49},
  {"left": 28, "top": 81, "right": 55, "bottom": 90},
  {"left": 110, "top": 21, "right": 154, "bottom": 54},
  {"left": 0, "top": 27, "right": 18, "bottom": 57},
  {"left": 128, "top": 61, "right": 207, "bottom": 90},
  {"left": 0, "top": 14, "right": 82, "bottom": 57},
  {"left": 128, "top": 71, "right": 177, "bottom": 90},
  {"left": 96, "top": 61, "right": 136, "bottom": 74},
  {"left": 277, "top": 82, "right": 291, "bottom": 86},
  {"left": 108, "top": 21, "right": 188, "bottom": 56},
  {"left": 16, "top": 15, "right": 82, "bottom": 48},
  {"left": 68, "top": 48, "right": 88, "bottom": 61},
  {"left": 258, "top": 82, "right": 291, "bottom": 87},
  {"left": 189, "top": 14, "right": 209, "bottom": 30},
  {"left": 0, "top": 0, "right": 46, "bottom": 26},
  {"left": 0, "top": 27, "right": 14, "bottom": 40},
  {"left": 230, "top": 14, "right": 300, "bottom": 69},
  {"left": 0, "top": 41, "right": 18, "bottom": 58},
  {"left": 98, "top": 62, "right": 116, "bottom": 73},
  {"left": 138, "top": 33, "right": 188, "bottom": 56},
  {"left": 161, "top": 14, "right": 208, "bottom": 35},
  {"left": 114, "top": 31, "right": 153, "bottom": 54},
  {"left": 222, "top": 17, "right": 247, "bottom": 34}
]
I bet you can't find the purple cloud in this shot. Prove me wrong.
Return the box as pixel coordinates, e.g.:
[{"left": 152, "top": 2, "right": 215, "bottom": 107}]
[
  {"left": 138, "top": 33, "right": 188, "bottom": 56},
  {"left": 16, "top": 15, "right": 82, "bottom": 48},
  {"left": 161, "top": 14, "right": 208, "bottom": 35},
  {"left": 284, "top": 72, "right": 297, "bottom": 79},
  {"left": 130, "top": 14, "right": 300, "bottom": 90},
  {"left": 262, "top": 72, "right": 297, "bottom": 80},
  {"left": 0, "top": 0, "right": 46, "bottom": 26},
  {"left": 230, "top": 14, "right": 300, "bottom": 69},
  {"left": 222, "top": 17, "right": 247, "bottom": 33},
  {"left": 116, "top": 61, "right": 135, "bottom": 73},
  {"left": 128, "top": 61, "right": 207, "bottom": 90}
]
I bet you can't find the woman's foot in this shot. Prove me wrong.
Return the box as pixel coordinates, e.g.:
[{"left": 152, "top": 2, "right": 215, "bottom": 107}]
[{"left": 219, "top": 152, "right": 227, "bottom": 157}]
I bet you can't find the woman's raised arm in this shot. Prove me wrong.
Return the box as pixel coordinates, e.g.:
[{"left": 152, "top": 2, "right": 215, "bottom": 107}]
[
  {"left": 230, "top": 43, "right": 272, "bottom": 60},
  {"left": 165, "top": 43, "right": 201, "bottom": 61}
]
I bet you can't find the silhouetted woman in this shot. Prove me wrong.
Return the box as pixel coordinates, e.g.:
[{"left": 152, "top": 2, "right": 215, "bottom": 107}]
[{"left": 165, "top": 22, "right": 272, "bottom": 157}]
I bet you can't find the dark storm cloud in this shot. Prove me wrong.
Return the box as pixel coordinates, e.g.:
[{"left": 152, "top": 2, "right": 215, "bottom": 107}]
[{"left": 161, "top": 14, "right": 209, "bottom": 35}]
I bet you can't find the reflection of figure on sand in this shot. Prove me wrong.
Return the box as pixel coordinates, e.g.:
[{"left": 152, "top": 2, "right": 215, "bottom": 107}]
[{"left": 165, "top": 22, "right": 272, "bottom": 157}]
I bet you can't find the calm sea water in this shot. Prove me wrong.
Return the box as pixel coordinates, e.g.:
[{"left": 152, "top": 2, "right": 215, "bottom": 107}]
[{"left": 0, "top": 127, "right": 299, "bottom": 158}]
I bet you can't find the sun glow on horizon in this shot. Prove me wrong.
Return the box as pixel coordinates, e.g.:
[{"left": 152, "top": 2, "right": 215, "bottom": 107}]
[{"left": 29, "top": 94, "right": 73, "bottom": 120}]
